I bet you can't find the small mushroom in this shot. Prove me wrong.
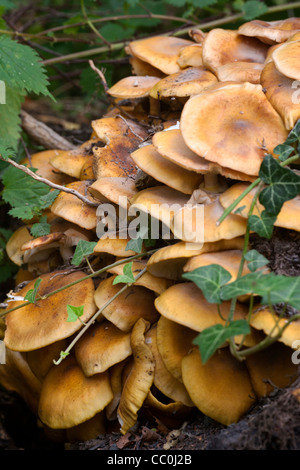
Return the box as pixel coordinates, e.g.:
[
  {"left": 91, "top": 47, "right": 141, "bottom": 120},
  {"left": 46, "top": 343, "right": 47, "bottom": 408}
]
[
  {"left": 238, "top": 17, "right": 300, "bottom": 45},
  {"left": 22, "top": 150, "right": 74, "bottom": 185},
  {"left": 108, "top": 75, "right": 161, "bottom": 100},
  {"left": 177, "top": 44, "right": 204, "bottom": 68},
  {"left": 272, "top": 38, "right": 300, "bottom": 81}
]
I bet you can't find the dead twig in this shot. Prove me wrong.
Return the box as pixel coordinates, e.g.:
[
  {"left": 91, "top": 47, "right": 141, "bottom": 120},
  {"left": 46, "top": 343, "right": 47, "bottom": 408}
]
[{"left": 1, "top": 157, "right": 100, "bottom": 207}]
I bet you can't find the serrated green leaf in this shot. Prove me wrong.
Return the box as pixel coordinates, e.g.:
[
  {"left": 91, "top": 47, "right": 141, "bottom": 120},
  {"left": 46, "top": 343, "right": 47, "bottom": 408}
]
[
  {"left": 244, "top": 249, "right": 269, "bottom": 272},
  {"left": 8, "top": 205, "right": 36, "bottom": 221},
  {"left": 194, "top": 320, "right": 250, "bottom": 364},
  {"left": 30, "top": 218, "right": 51, "bottom": 238},
  {"left": 24, "top": 277, "right": 42, "bottom": 304},
  {"left": 71, "top": 240, "right": 97, "bottom": 266},
  {"left": 248, "top": 210, "right": 276, "bottom": 239},
  {"left": 0, "top": 36, "right": 52, "bottom": 98},
  {"left": 242, "top": 0, "right": 268, "bottom": 20},
  {"left": 39, "top": 190, "right": 60, "bottom": 209},
  {"left": 182, "top": 264, "right": 232, "bottom": 304},
  {"left": 67, "top": 304, "right": 84, "bottom": 322},
  {"left": 0, "top": 85, "right": 24, "bottom": 149},
  {"left": 113, "top": 261, "right": 135, "bottom": 285},
  {"left": 259, "top": 155, "right": 300, "bottom": 215}
]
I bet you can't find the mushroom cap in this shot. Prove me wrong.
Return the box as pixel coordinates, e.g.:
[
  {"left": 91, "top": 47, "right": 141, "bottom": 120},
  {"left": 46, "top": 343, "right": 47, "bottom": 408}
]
[
  {"left": 49, "top": 147, "right": 91, "bottom": 180},
  {"left": 245, "top": 341, "right": 299, "bottom": 398},
  {"left": 50, "top": 180, "right": 99, "bottom": 230},
  {"left": 108, "top": 259, "right": 172, "bottom": 295},
  {"left": 88, "top": 176, "right": 138, "bottom": 208},
  {"left": 250, "top": 307, "right": 300, "bottom": 349},
  {"left": 6, "top": 225, "right": 33, "bottom": 266},
  {"left": 260, "top": 61, "right": 300, "bottom": 130},
  {"left": 24, "top": 339, "right": 68, "bottom": 382},
  {"left": 154, "top": 282, "right": 249, "bottom": 334},
  {"left": 117, "top": 318, "right": 155, "bottom": 434},
  {"left": 171, "top": 191, "right": 248, "bottom": 244},
  {"left": 130, "top": 144, "right": 203, "bottom": 195},
  {"left": 129, "top": 55, "right": 165, "bottom": 77},
  {"left": 202, "top": 29, "right": 268, "bottom": 74},
  {"left": 147, "top": 237, "right": 245, "bottom": 280},
  {"left": 4, "top": 270, "right": 97, "bottom": 351},
  {"left": 180, "top": 82, "right": 288, "bottom": 176},
  {"left": 152, "top": 128, "right": 257, "bottom": 182},
  {"left": 219, "top": 182, "right": 300, "bottom": 233},
  {"left": 156, "top": 316, "right": 198, "bottom": 383},
  {"left": 94, "top": 237, "right": 141, "bottom": 257},
  {"left": 94, "top": 276, "right": 159, "bottom": 332},
  {"left": 108, "top": 75, "right": 161, "bottom": 99},
  {"left": 216, "top": 61, "right": 264, "bottom": 84},
  {"left": 149, "top": 66, "right": 217, "bottom": 99},
  {"left": 75, "top": 321, "right": 132, "bottom": 376},
  {"left": 38, "top": 355, "right": 113, "bottom": 429},
  {"left": 177, "top": 44, "right": 203, "bottom": 68},
  {"left": 127, "top": 35, "right": 194, "bottom": 75},
  {"left": 22, "top": 150, "right": 74, "bottom": 185},
  {"left": 272, "top": 39, "right": 300, "bottom": 81},
  {"left": 238, "top": 17, "right": 300, "bottom": 45},
  {"left": 181, "top": 346, "right": 255, "bottom": 426},
  {"left": 143, "top": 390, "right": 195, "bottom": 429},
  {"left": 145, "top": 325, "right": 194, "bottom": 406}
]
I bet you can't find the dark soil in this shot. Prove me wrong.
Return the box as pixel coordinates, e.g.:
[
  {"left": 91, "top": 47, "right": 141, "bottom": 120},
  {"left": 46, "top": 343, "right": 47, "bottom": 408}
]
[{"left": 1, "top": 228, "right": 300, "bottom": 451}]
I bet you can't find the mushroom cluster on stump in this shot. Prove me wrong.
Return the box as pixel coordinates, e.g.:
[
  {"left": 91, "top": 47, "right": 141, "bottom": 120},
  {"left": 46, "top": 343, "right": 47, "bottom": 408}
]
[{"left": 1, "top": 17, "right": 300, "bottom": 442}]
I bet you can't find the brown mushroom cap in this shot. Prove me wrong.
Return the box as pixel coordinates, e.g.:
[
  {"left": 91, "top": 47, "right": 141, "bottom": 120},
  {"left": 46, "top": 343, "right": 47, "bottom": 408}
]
[
  {"left": 180, "top": 82, "right": 288, "bottom": 176},
  {"left": 152, "top": 128, "right": 256, "bottom": 182},
  {"left": 216, "top": 61, "right": 264, "bottom": 84},
  {"left": 149, "top": 66, "right": 218, "bottom": 99},
  {"left": 117, "top": 318, "right": 155, "bottom": 434},
  {"left": 88, "top": 176, "right": 138, "bottom": 208},
  {"left": 127, "top": 35, "right": 194, "bottom": 75},
  {"left": 6, "top": 225, "right": 33, "bottom": 266},
  {"left": 50, "top": 181, "right": 99, "bottom": 230},
  {"left": 130, "top": 144, "right": 203, "bottom": 195},
  {"left": 181, "top": 346, "right": 255, "bottom": 426},
  {"left": 22, "top": 150, "right": 74, "bottom": 185},
  {"left": 261, "top": 61, "right": 300, "bottom": 130},
  {"left": 74, "top": 321, "right": 132, "bottom": 376},
  {"left": 202, "top": 29, "right": 268, "bottom": 74},
  {"left": 4, "top": 270, "right": 97, "bottom": 352},
  {"left": 177, "top": 44, "right": 203, "bottom": 68},
  {"left": 108, "top": 75, "right": 161, "bottom": 99},
  {"left": 238, "top": 17, "right": 300, "bottom": 45},
  {"left": 38, "top": 355, "right": 113, "bottom": 429},
  {"left": 219, "top": 182, "right": 300, "bottom": 233},
  {"left": 94, "top": 276, "right": 159, "bottom": 332},
  {"left": 272, "top": 39, "right": 300, "bottom": 81},
  {"left": 49, "top": 147, "right": 91, "bottom": 180}
]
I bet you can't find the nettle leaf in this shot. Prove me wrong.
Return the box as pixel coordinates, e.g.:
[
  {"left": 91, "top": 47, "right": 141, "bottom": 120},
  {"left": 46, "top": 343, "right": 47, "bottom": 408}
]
[
  {"left": 248, "top": 210, "right": 276, "bottom": 239},
  {"left": 67, "top": 305, "right": 84, "bottom": 322},
  {"left": 0, "top": 86, "right": 24, "bottom": 149},
  {"left": 242, "top": 0, "right": 268, "bottom": 20},
  {"left": 194, "top": 320, "right": 250, "bottom": 364},
  {"left": 24, "top": 278, "right": 42, "bottom": 304},
  {"left": 259, "top": 154, "right": 300, "bottom": 215},
  {"left": 113, "top": 262, "right": 135, "bottom": 285},
  {"left": 71, "top": 240, "right": 97, "bottom": 266},
  {"left": 0, "top": 36, "right": 52, "bottom": 98},
  {"left": 30, "top": 217, "right": 51, "bottom": 238},
  {"left": 39, "top": 190, "right": 60, "bottom": 209},
  {"left": 0, "top": 139, "right": 16, "bottom": 161},
  {"left": 244, "top": 249, "right": 269, "bottom": 272},
  {"left": 182, "top": 264, "right": 232, "bottom": 304}
]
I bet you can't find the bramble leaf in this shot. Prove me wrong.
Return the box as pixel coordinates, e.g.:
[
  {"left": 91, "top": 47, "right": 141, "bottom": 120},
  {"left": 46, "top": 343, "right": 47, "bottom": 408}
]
[
  {"left": 182, "top": 264, "right": 232, "bottom": 303},
  {"left": 30, "top": 217, "right": 51, "bottom": 238}
]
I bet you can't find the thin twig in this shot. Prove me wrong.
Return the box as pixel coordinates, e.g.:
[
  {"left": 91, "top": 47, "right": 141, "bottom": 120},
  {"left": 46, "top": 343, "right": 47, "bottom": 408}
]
[{"left": 1, "top": 156, "right": 100, "bottom": 207}]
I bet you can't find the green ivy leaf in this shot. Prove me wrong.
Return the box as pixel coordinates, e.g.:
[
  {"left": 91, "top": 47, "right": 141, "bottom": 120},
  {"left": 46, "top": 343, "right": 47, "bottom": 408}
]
[
  {"left": 241, "top": 0, "right": 268, "bottom": 20},
  {"left": 126, "top": 237, "right": 143, "bottom": 253},
  {"left": 220, "top": 271, "right": 265, "bottom": 300},
  {"left": 273, "top": 143, "right": 295, "bottom": 162},
  {"left": 67, "top": 304, "right": 84, "bottom": 322},
  {"left": 24, "top": 278, "right": 42, "bottom": 304},
  {"left": 71, "top": 240, "right": 97, "bottom": 266},
  {"left": 248, "top": 210, "right": 276, "bottom": 239},
  {"left": 244, "top": 249, "right": 269, "bottom": 272},
  {"left": 259, "top": 155, "right": 300, "bottom": 215},
  {"left": 194, "top": 320, "right": 250, "bottom": 364},
  {"left": 285, "top": 120, "right": 300, "bottom": 144},
  {"left": 182, "top": 264, "right": 232, "bottom": 304},
  {"left": 113, "top": 262, "right": 135, "bottom": 285}
]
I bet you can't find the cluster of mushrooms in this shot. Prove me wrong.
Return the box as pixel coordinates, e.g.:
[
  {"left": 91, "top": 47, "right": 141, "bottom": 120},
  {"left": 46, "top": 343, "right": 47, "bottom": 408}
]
[{"left": 1, "top": 16, "right": 300, "bottom": 443}]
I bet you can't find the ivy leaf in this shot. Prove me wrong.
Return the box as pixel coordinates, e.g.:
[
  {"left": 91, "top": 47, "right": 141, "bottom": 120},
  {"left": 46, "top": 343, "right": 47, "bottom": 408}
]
[
  {"left": 0, "top": 36, "right": 52, "bottom": 98},
  {"left": 285, "top": 120, "right": 300, "bottom": 144},
  {"left": 248, "top": 210, "right": 277, "bottom": 239},
  {"left": 113, "top": 262, "right": 135, "bottom": 285},
  {"left": 241, "top": 0, "right": 268, "bottom": 20},
  {"left": 182, "top": 264, "right": 232, "bottom": 303},
  {"left": 71, "top": 240, "right": 97, "bottom": 266},
  {"left": 67, "top": 304, "right": 84, "bottom": 322},
  {"left": 126, "top": 237, "right": 143, "bottom": 253},
  {"left": 24, "top": 278, "right": 42, "bottom": 304},
  {"left": 220, "top": 271, "right": 265, "bottom": 300},
  {"left": 244, "top": 249, "right": 269, "bottom": 272},
  {"left": 194, "top": 320, "right": 251, "bottom": 364},
  {"left": 273, "top": 143, "right": 295, "bottom": 162},
  {"left": 30, "top": 217, "right": 51, "bottom": 238},
  {"left": 259, "top": 154, "right": 300, "bottom": 215}
]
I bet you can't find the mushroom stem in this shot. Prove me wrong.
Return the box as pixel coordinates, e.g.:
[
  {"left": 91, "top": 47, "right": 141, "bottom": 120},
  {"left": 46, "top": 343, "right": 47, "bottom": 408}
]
[
  {"left": 53, "top": 266, "right": 148, "bottom": 365},
  {"left": 202, "top": 173, "right": 221, "bottom": 192}
]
